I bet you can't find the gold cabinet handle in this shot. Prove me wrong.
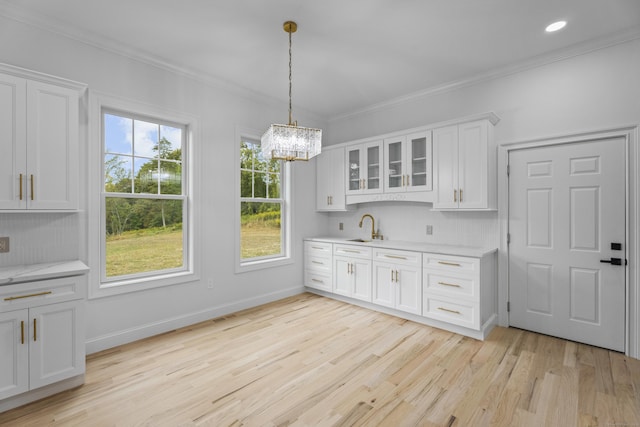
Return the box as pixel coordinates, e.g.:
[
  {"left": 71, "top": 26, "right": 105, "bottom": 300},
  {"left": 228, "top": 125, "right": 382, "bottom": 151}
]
[
  {"left": 384, "top": 254, "right": 407, "bottom": 260},
  {"left": 311, "top": 246, "right": 324, "bottom": 250},
  {"left": 437, "top": 307, "right": 461, "bottom": 315},
  {"left": 33, "top": 318, "right": 37, "bottom": 341},
  {"left": 342, "top": 249, "right": 361, "bottom": 254},
  {"left": 311, "top": 278, "right": 324, "bottom": 283},
  {"left": 460, "top": 188, "right": 463, "bottom": 202},
  {"left": 311, "top": 260, "right": 323, "bottom": 265},
  {"left": 19, "top": 173, "right": 23, "bottom": 200},
  {"left": 437, "top": 261, "right": 461, "bottom": 267},
  {"left": 454, "top": 189, "right": 457, "bottom": 202},
  {"left": 21, "top": 320, "right": 24, "bottom": 345},
  {"left": 30, "top": 174, "right": 34, "bottom": 201},
  {"left": 4, "top": 291, "right": 53, "bottom": 301},
  {"left": 395, "top": 270, "right": 399, "bottom": 282},
  {"left": 402, "top": 175, "right": 405, "bottom": 186},
  {"left": 438, "top": 281, "right": 462, "bottom": 288}
]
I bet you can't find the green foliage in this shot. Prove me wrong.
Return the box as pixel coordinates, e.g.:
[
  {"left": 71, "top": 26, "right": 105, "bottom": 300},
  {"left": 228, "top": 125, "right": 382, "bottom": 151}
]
[{"left": 104, "top": 137, "right": 183, "bottom": 236}]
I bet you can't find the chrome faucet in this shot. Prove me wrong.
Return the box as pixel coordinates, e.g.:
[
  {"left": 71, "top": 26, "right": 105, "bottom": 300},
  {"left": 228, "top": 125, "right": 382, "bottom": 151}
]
[{"left": 359, "top": 213, "right": 383, "bottom": 240}]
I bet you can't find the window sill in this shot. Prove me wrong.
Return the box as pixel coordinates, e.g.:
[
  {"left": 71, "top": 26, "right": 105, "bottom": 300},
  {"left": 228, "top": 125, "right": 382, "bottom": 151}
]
[
  {"left": 88, "top": 270, "right": 199, "bottom": 299},
  {"left": 236, "top": 255, "right": 293, "bottom": 274}
]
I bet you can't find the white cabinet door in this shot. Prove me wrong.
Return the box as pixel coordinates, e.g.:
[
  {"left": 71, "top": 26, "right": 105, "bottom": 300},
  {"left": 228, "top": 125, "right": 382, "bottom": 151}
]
[
  {"left": 396, "top": 265, "right": 421, "bottom": 315},
  {"left": 0, "top": 310, "right": 29, "bottom": 400},
  {"left": 334, "top": 257, "right": 352, "bottom": 296},
  {"left": 351, "top": 258, "right": 372, "bottom": 302},
  {"left": 458, "top": 121, "right": 488, "bottom": 209},
  {"left": 433, "top": 120, "right": 493, "bottom": 210},
  {"left": 373, "top": 262, "right": 421, "bottom": 314},
  {"left": 384, "top": 136, "right": 405, "bottom": 193},
  {"left": 316, "top": 148, "right": 346, "bottom": 211},
  {"left": 406, "top": 131, "right": 432, "bottom": 193},
  {"left": 373, "top": 263, "right": 395, "bottom": 308},
  {"left": 345, "top": 141, "right": 382, "bottom": 195},
  {"left": 29, "top": 300, "right": 85, "bottom": 390},
  {"left": 0, "top": 74, "right": 26, "bottom": 209},
  {"left": 433, "top": 125, "right": 459, "bottom": 209},
  {"left": 26, "top": 80, "right": 79, "bottom": 210}
]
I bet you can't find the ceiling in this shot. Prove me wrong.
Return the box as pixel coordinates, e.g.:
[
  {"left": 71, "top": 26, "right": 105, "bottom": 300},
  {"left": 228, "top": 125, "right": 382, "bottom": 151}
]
[{"left": 1, "top": 0, "right": 639, "bottom": 120}]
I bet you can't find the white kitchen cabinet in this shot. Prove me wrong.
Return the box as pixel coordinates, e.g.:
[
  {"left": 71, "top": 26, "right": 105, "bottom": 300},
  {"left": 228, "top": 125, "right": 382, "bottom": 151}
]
[
  {"left": 432, "top": 120, "right": 496, "bottom": 210},
  {"left": 0, "top": 275, "right": 86, "bottom": 403},
  {"left": 383, "top": 131, "right": 432, "bottom": 194},
  {"left": 372, "top": 248, "right": 422, "bottom": 315},
  {"left": 316, "top": 147, "right": 347, "bottom": 211},
  {"left": 422, "top": 252, "right": 495, "bottom": 331},
  {"left": 345, "top": 140, "right": 383, "bottom": 196},
  {"left": 0, "top": 71, "right": 82, "bottom": 211},
  {"left": 304, "top": 241, "right": 333, "bottom": 292},
  {"left": 333, "top": 244, "right": 372, "bottom": 302}
]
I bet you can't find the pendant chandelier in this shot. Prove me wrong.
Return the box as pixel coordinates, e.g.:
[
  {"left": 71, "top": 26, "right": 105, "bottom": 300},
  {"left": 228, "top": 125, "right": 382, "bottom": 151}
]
[{"left": 261, "top": 21, "right": 322, "bottom": 162}]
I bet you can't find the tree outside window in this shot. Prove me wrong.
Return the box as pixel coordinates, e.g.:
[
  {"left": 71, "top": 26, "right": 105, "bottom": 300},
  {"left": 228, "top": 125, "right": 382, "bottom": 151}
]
[
  {"left": 240, "top": 139, "right": 284, "bottom": 260},
  {"left": 103, "top": 112, "right": 186, "bottom": 279}
]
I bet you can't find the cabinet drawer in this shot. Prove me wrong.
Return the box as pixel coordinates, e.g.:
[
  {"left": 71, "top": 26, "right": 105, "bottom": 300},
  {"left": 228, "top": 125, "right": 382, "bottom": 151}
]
[
  {"left": 423, "top": 253, "right": 479, "bottom": 274},
  {"left": 423, "top": 294, "right": 479, "bottom": 330},
  {"left": 333, "top": 244, "right": 372, "bottom": 259},
  {"left": 0, "top": 275, "right": 86, "bottom": 312},
  {"left": 305, "top": 241, "right": 333, "bottom": 257},
  {"left": 423, "top": 271, "right": 478, "bottom": 301},
  {"left": 373, "top": 248, "right": 421, "bottom": 267},
  {"left": 305, "top": 255, "right": 332, "bottom": 273},
  {"left": 304, "top": 270, "right": 332, "bottom": 292}
]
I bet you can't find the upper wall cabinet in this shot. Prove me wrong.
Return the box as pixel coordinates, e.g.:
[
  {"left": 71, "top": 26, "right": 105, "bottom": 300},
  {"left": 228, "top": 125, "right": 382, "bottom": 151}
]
[
  {"left": 316, "top": 147, "right": 347, "bottom": 211},
  {"left": 0, "top": 69, "right": 83, "bottom": 211},
  {"left": 383, "top": 131, "right": 432, "bottom": 194},
  {"left": 345, "top": 140, "right": 383, "bottom": 196},
  {"left": 432, "top": 120, "right": 496, "bottom": 210}
]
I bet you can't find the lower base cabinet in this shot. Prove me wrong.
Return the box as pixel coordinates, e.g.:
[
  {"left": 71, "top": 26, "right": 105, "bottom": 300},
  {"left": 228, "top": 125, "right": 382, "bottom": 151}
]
[
  {"left": 372, "top": 248, "right": 422, "bottom": 315},
  {"left": 304, "top": 239, "right": 497, "bottom": 340},
  {"left": 333, "top": 244, "right": 372, "bottom": 302},
  {"left": 0, "top": 276, "right": 86, "bottom": 403}
]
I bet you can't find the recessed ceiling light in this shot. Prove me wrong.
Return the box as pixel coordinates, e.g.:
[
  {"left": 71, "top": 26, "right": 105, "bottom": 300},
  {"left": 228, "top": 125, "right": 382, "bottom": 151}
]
[{"left": 546, "top": 21, "right": 567, "bottom": 33}]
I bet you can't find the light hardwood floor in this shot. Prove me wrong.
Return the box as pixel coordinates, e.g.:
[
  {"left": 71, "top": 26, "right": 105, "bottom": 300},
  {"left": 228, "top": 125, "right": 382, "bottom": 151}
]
[{"left": 1, "top": 293, "right": 639, "bottom": 426}]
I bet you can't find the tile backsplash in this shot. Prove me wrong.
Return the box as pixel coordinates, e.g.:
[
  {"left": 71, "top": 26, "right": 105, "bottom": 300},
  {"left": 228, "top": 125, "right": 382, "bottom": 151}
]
[{"left": 0, "top": 213, "right": 81, "bottom": 267}]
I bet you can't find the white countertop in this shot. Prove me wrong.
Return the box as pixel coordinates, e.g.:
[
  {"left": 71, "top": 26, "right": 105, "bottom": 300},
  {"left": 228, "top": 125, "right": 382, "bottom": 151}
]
[
  {"left": 305, "top": 237, "right": 497, "bottom": 258},
  {"left": 0, "top": 260, "right": 89, "bottom": 285}
]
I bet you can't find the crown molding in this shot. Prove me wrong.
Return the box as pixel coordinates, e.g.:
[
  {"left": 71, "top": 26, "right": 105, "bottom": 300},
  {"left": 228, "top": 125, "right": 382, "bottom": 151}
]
[{"left": 328, "top": 27, "right": 640, "bottom": 123}]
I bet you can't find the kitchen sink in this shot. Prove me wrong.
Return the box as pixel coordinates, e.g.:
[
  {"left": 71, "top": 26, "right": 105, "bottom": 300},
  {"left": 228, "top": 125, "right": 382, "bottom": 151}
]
[{"left": 347, "top": 238, "right": 372, "bottom": 242}]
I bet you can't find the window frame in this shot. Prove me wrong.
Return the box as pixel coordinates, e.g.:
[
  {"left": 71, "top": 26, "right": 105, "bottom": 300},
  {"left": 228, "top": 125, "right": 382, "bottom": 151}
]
[
  {"left": 235, "top": 126, "right": 292, "bottom": 273},
  {"left": 88, "top": 91, "right": 200, "bottom": 299}
]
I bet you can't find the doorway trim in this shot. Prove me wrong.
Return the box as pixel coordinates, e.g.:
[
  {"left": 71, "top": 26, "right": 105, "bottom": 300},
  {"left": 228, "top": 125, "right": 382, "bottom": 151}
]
[{"left": 497, "top": 125, "right": 639, "bottom": 358}]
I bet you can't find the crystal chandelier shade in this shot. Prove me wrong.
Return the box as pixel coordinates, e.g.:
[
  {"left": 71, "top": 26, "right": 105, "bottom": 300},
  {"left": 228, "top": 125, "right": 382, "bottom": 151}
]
[{"left": 261, "top": 21, "right": 322, "bottom": 162}]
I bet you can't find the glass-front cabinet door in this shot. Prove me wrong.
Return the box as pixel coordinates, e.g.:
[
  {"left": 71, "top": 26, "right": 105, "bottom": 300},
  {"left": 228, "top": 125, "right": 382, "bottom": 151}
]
[
  {"left": 345, "top": 141, "right": 383, "bottom": 195},
  {"left": 407, "top": 131, "right": 432, "bottom": 192},
  {"left": 383, "top": 132, "right": 432, "bottom": 193}
]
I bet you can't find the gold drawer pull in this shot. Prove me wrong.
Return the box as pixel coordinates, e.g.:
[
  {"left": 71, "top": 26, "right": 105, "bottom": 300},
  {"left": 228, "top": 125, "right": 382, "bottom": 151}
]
[
  {"left": 342, "top": 249, "right": 361, "bottom": 254},
  {"left": 311, "top": 246, "right": 324, "bottom": 250},
  {"left": 437, "top": 261, "right": 461, "bottom": 267},
  {"left": 384, "top": 255, "right": 407, "bottom": 260},
  {"left": 33, "top": 318, "right": 37, "bottom": 341},
  {"left": 21, "top": 320, "right": 24, "bottom": 344},
  {"left": 438, "top": 281, "right": 461, "bottom": 288},
  {"left": 4, "top": 291, "right": 53, "bottom": 301},
  {"left": 19, "top": 173, "right": 23, "bottom": 200},
  {"left": 30, "top": 174, "right": 34, "bottom": 201},
  {"left": 437, "top": 307, "right": 461, "bottom": 315},
  {"left": 311, "top": 279, "right": 324, "bottom": 283},
  {"left": 312, "top": 261, "right": 324, "bottom": 265}
]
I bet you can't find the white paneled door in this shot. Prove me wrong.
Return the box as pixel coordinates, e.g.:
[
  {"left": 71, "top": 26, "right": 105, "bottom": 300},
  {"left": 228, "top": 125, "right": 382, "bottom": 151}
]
[{"left": 508, "top": 137, "right": 626, "bottom": 352}]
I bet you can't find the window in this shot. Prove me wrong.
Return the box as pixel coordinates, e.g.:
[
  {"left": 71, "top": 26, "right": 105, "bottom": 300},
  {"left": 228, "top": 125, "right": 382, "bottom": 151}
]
[
  {"left": 239, "top": 137, "right": 289, "bottom": 267},
  {"left": 102, "top": 111, "right": 187, "bottom": 282}
]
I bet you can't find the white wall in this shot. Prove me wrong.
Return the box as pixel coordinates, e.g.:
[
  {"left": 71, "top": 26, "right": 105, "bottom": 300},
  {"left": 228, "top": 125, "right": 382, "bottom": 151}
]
[
  {"left": 324, "top": 39, "right": 640, "bottom": 250},
  {"left": 0, "top": 15, "right": 329, "bottom": 352}
]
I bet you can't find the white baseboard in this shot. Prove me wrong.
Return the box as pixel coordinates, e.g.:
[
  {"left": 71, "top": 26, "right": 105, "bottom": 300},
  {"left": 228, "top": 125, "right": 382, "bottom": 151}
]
[
  {"left": 0, "top": 375, "right": 85, "bottom": 412},
  {"left": 85, "top": 286, "right": 305, "bottom": 354}
]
